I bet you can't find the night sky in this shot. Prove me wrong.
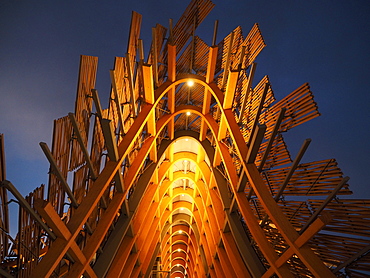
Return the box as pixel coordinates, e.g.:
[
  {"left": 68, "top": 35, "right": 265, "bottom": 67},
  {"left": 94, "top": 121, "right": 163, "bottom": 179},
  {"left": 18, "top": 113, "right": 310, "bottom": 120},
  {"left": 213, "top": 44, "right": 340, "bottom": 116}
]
[{"left": 1, "top": 0, "right": 369, "bottom": 201}]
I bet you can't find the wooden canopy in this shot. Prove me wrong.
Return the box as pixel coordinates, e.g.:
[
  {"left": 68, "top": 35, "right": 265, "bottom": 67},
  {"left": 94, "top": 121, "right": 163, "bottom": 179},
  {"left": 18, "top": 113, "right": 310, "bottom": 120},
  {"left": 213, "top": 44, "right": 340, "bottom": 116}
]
[{"left": 1, "top": 0, "right": 369, "bottom": 277}]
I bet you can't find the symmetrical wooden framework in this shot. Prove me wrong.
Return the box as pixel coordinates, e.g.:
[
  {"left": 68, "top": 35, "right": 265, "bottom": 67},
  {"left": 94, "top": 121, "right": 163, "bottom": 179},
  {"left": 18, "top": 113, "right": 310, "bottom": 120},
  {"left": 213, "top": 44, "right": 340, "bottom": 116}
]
[{"left": 1, "top": 1, "right": 370, "bottom": 277}]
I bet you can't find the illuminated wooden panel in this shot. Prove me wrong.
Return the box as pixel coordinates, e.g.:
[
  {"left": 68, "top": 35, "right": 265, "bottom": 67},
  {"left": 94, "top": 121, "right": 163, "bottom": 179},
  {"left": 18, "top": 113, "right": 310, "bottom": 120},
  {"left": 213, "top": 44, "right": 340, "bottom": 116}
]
[
  {"left": 265, "top": 82, "right": 320, "bottom": 134},
  {"left": 239, "top": 75, "right": 275, "bottom": 142},
  {"left": 171, "top": 0, "right": 215, "bottom": 56},
  {"left": 17, "top": 186, "right": 45, "bottom": 278},
  {"left": 126, "top": 11, "right": 142, "bottom": 71},
  {"left": 263, "top": 159, "right": 352, "bottom": 196},
  {"left": 48, "top": 115, "right": 72, "bottom": 216},
  {"left": 69, "top": 55, "right": 98, "bottom": 171},
  {"left": 241, "top": 23, "right": 266, "bottom": 68},
  {"left": 177, "top": 36, "right": 209, "bottom": 77}
]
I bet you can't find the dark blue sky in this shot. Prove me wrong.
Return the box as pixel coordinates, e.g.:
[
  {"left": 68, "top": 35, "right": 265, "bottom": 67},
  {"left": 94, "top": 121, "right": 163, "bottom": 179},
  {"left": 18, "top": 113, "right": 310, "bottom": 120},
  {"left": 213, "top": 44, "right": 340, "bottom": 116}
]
[{"left": 1, "top": 0, "right": 369, "bottom": 199}]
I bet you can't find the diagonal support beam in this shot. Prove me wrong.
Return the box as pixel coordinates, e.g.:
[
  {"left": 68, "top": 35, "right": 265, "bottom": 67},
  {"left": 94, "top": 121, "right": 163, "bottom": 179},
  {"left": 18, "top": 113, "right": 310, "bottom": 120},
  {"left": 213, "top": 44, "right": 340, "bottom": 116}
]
[
  {"left": 238, "top": 63, "right": 257, "bottom": 124},
  {"left": 262, "top": 212, "right": 332, "bottom": 277},
  {"left": 33, "top": 199, "right": 96, "bottom": 278},
  {"left": 39, "top": 142, "right": 78, "bottom": 208},
  {"left": 68, "top": 113, "right": 97, "bottom": 180}
]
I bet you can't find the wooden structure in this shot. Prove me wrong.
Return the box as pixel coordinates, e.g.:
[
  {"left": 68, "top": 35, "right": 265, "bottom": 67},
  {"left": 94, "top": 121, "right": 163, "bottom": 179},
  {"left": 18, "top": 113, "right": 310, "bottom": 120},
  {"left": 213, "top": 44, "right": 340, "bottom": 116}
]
[{"left": 1, "top": 1, "right": 370, "bottom": 277}]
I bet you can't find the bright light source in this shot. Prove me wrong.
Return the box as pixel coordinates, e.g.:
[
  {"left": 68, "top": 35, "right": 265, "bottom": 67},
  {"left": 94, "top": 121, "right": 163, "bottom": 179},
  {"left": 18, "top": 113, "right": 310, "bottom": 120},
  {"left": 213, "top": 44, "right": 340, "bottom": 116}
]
[
  {"left": 181, "top": 194, "right": 185, "bottom": 197},
  {"left": 177, "top": 264, "right": 180, "bottom": 267},
  {"left": 185, "top": 138, "right": 188, "bottom": 141},
  {"left": 178, "top": 248, "right": 181, "bottom": 252},
  {"left": 180, "top": 207, "right": 184, "bottom": 210},
  {"left": 179, "top": 230, "right": 183, "bottom": 234},
  {"left": 187, "top": 80, "right": 194, "bottom": 87},
  {"left": 186, "top": 111, "right": 191, "bottom": 116}
]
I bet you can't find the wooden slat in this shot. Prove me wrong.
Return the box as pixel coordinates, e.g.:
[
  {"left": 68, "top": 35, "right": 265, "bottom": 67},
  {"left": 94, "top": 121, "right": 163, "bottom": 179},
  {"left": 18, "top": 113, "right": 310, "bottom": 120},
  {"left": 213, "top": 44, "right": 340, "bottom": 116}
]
[{"left": 69, "top": 55, "right": 98, "bottom": 171}]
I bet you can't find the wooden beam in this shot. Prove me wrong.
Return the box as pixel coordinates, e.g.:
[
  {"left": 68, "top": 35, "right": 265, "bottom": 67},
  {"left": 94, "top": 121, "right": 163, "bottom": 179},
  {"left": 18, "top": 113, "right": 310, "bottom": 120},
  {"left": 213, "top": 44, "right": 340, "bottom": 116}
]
[
  {"left": 262, "top": 212, "right": 332, "bottom": 277},
  {"left": 246, "top": 124, "right": 266, "bottom": 164},
  {"left": 151, "top": 27, "right": 158, "bottom": 87},
  {"left": 68, "top": 113, "right": 97, "bottom": 180},
  {"left": 125, "top": 54, "right": 138, "bottom": 117},
  {"left": 1, "top": 180, "right": 56, "bottom": 240},
  {"left": 238, "top": 63, "right": 257, "bottom": 124},
  {"left": 32, "top": 199, "right": 96, "bottom": 278},
  {"left": 258, "top": 108, "right": 286, "bottom": 170},
  {"left": 39, "top": 142, "right": 78, "bottom": 208},
  {"left": 221, "top": 31, "right": 235, "bottom": 90},
  {"left": 300, "top": 176, "right": 349, "bottom": 234},
  {"left": 109, "top": 70, "right": 125, "bottom": 135},
  {"left": 249, "top": 82, "right": 269, "bottom": 143}
]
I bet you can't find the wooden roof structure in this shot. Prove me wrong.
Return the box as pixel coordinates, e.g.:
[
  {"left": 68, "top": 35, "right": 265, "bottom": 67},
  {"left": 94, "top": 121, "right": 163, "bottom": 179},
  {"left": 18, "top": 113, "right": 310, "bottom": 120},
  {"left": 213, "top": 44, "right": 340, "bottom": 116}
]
[{"left": 1, "top": 0, "right": 370, "bottom": 277}]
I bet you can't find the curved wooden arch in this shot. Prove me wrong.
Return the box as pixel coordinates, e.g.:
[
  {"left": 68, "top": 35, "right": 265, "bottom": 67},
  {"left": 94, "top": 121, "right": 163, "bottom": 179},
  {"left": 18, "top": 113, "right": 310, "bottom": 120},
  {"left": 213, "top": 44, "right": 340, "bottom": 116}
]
[
  {"left": 159, "top": 212, "right": 204, "bottom": 276},
  {"left": 161, "top": 227, "right": 197, "bottom": 275},
  {"left": 153, "top": 74, "right": 225, "bottom": 110}
]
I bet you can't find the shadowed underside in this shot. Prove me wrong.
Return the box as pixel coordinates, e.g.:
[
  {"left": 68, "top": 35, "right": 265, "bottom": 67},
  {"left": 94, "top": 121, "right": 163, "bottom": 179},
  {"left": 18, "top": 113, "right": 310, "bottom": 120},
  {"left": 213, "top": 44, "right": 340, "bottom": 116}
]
[{"left": 1, "top": 0, "right": 370, "bottom": 277}]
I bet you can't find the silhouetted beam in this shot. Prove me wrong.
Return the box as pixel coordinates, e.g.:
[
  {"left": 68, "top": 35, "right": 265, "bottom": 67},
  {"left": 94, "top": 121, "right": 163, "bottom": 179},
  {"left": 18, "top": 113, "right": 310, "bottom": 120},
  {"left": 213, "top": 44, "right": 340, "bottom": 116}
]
[
  {"left": 300, "top": 176, "right": 349, "bottom": 234},
  {"left": 259, "top": 138, "right": 311, "bottom": 227},
  {"left": 238, "top": 63, "right": 257, "bottom": 124},
  {"left": 91, "top": 89, "right": 103, "bottom": 118},
  {"left": 246, "top": 124, "right": 266, "bottom": 164},
  {"left": 333, "top": 243, "right": 370, "bottom": 274},
  {"left": 189, "top": 16, "right": 196, "bottom": 73},
  {"left": 258, "top": 108, "right": 286, "bottom": 171},
  {"left": 249, "top": 82, "right": 269, "bottom": 143},
  {"left": 274, "top": 138, "right": 311, "bottom": 201},
  {"left": 151, "top": 27, "right": 159, "bottom": 87},
  {"left": 169, "top": 18, "right": 173, "bottom": 44},
  {"left": 92, "top": 89, "right": 125, "bottom": 194},
  {"left": 0, "top": 180, "right": 56, "bottom": 240},
  {"left": 92, "top": 91, "right": 123, "bottom": 193},
  {"left": 101, "top": 119, "right": 119, "bottom": 162},
  {"left": 212, "top": 20, "right": 219, "bottom": 47},
  {"left": 109, "top": 71, "right": 125, "bottom": 135},
  {"left": 221, "top": 31, "right": 235, "bottom": 90},
  {"left": 125, "top": 54, "right": 137, "bottom": 117},
  {"left": 68, "top": 113, "right": 97, "bottom": 180},
  {"left": 139, "top": 39, "right": 144, "bottom": 61},
  {"left": 39, "top": 142, "right": 78, "bottom": 208}
]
